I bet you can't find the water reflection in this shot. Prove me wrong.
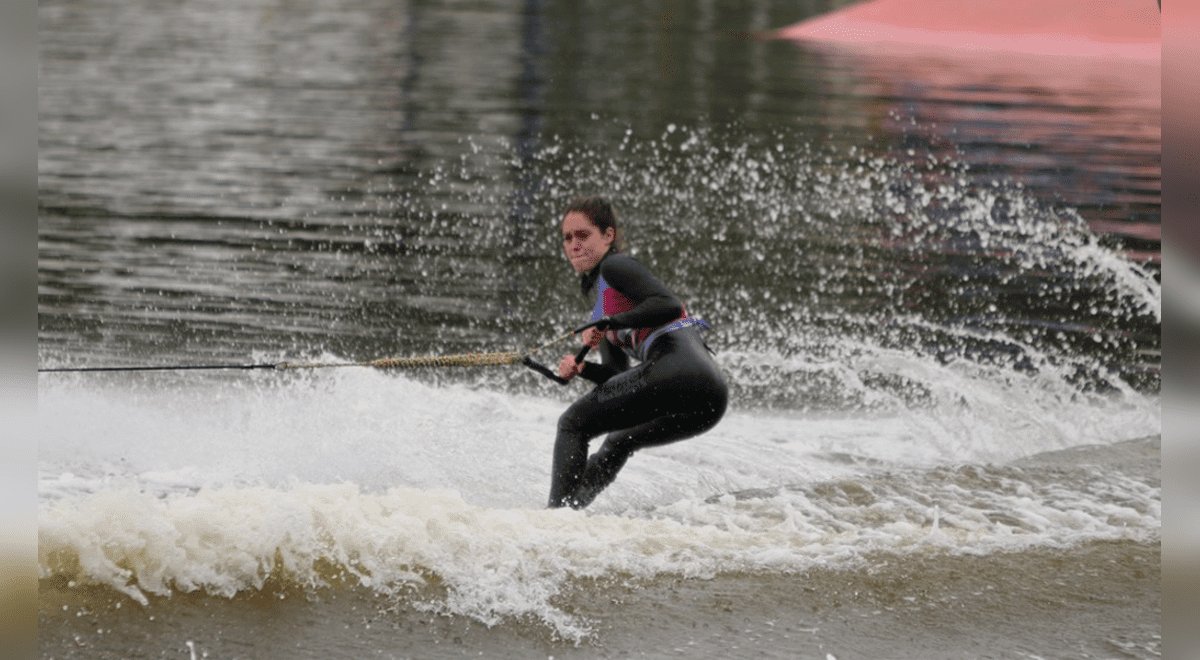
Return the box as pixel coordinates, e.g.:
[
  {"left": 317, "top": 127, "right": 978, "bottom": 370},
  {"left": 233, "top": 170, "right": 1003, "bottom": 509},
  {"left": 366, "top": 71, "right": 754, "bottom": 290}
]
[
  {"left": 768, "top": 0, "right": 1161, "bottom": 264},
  {"left": 782, "top": 45, "right": 1160, "bottom": 265}
]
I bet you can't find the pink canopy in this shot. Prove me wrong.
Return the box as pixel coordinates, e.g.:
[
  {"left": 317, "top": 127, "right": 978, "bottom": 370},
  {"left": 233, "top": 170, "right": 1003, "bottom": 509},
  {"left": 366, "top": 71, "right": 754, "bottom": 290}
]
[{"left": 770, "top": 0, "right": 1159, "bottom": 61}]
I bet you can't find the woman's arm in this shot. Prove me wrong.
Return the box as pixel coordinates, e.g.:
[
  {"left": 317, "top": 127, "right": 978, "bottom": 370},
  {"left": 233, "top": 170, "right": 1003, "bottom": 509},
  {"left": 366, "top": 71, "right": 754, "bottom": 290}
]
[
  {"left": 601, "top": 254, "right": 684, "bottom": 329},
  {"left": 558, "top": 325, "right": 628, "bottom": 384},
  {"left": 564, "top": 254, "right": 679, "bottom": 385},
  {"left": 578, "top": 338, "right": 629, "bottom": 384},
  {"left": 557, "top": 335, "right": 628, "bottom": 384}
]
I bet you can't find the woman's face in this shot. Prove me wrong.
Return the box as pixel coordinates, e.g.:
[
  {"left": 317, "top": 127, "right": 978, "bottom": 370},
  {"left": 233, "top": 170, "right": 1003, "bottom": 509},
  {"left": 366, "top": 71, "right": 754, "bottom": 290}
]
[{"left": 562, "top": 211, "right": 615, "bottom": 273}]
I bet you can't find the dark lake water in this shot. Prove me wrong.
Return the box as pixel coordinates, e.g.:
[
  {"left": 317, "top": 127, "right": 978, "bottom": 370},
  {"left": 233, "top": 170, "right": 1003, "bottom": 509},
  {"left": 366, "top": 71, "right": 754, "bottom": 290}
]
[{"left": 38, "top": 0, "right": 1160, "bottom": 400}]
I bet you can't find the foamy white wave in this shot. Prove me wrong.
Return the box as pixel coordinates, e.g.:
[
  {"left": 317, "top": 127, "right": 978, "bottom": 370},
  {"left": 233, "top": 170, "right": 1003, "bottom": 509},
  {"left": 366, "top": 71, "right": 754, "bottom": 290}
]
[
  {"left": 38, "top": 347, "right": 1160, "bottom": 640},
  {"left": 38, "top": 457, "right": 1158, "bottom": 643},
  {"left": 37, "top": 357, "right": 1159, "bottom": 508},
  {"left": 714, "top": 340, "right": 1160, "bottom": 466}
]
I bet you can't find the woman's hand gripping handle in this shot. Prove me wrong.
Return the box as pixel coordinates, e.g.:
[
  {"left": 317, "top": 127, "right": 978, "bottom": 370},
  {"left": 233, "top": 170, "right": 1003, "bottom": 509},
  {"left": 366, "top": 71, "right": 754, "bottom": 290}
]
[{"left": 557, "top": 316, "right": 617, "bottom": 380}]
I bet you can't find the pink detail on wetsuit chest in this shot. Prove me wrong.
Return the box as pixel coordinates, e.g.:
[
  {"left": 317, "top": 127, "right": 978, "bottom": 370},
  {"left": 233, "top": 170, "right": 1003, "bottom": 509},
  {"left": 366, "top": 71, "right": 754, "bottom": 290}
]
[
  {"left": 600, "top": 285, "right": 642, "bottom": 347},
  {"left": 601, "top": 285, "right": 635, "bottom": 315},
  {"left": 595, "top": 276, "right": 687, "bottom": 351}
]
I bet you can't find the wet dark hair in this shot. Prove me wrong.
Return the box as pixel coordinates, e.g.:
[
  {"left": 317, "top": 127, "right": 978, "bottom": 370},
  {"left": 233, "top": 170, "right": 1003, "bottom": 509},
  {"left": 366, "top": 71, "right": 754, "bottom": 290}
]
[{"left": 562, "top": 196, "right": 625, "bottom": 254}]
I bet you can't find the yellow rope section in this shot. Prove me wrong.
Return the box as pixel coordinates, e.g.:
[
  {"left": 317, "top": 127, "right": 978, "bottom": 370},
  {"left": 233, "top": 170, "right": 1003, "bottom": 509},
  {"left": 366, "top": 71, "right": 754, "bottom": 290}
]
[
  {"left": 367, "top": 351, "right": 522, "bottom": 369},
  {"left": 273, "top": 331, "right": 574, "bottom": 371}
]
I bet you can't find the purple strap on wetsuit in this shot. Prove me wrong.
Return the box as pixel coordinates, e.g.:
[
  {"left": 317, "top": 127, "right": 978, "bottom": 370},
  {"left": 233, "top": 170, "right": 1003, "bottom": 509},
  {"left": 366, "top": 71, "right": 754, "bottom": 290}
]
[{"left": 636, "top": 317, "right": 710, "bottom": 361}]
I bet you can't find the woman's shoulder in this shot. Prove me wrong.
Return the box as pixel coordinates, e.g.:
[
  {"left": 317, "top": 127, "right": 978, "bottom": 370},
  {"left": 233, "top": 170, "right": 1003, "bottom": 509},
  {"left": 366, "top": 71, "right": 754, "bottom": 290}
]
[
  {"left": 599, "top": 252, "right": 647, "bottom": 278},
  {"left": 599, "top": 252, "right": 674, "bottom": 296}
]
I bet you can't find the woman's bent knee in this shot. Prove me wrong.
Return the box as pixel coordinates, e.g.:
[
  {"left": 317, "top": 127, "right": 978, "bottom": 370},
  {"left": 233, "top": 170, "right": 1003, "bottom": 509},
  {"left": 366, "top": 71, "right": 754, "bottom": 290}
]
[{"left": 557, "top": 406, "right": 588, "bottom": 437}]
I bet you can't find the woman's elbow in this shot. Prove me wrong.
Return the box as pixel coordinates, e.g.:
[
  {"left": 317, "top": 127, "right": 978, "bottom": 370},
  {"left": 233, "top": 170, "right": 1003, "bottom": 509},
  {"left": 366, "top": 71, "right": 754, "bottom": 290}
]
[{"left": 664, "top": 297, "right": 684, "bottom": 320}]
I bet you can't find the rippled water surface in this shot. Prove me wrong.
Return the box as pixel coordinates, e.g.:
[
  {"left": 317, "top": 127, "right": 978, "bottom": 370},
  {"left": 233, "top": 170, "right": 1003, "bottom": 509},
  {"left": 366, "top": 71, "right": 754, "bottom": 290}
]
[{"left": 39, "top": 0, "right": 1159, "bottom": 385}]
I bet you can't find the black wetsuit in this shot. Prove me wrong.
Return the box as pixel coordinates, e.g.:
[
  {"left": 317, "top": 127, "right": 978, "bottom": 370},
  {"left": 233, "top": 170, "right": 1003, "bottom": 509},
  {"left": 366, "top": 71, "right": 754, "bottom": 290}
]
[{"left": 548, "top": 253, "right": 729, "bottom": 509}]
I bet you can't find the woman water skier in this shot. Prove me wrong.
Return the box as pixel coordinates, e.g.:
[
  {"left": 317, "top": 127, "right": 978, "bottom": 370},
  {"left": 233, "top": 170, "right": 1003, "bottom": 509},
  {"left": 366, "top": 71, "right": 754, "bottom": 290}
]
[{"left": 549, "top": 197, "right": 728, "bottom": 509}]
